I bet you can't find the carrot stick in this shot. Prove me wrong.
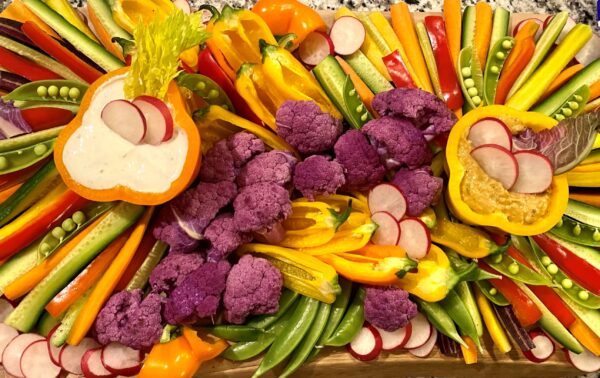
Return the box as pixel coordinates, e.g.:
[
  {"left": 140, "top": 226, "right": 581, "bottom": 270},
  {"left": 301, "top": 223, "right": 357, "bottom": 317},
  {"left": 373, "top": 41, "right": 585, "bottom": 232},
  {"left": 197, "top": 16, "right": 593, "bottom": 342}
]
[
  {"left": 569, "top": 192, "right": 600, "bottom": 207},
  {"left": 504, "top": 20, "right": 539, "bottom": 70},
  {"left": 45, "top": 232, "right": 128, "bottom": 317},
  {"left": 335, "top": 56, "right": 376, "bottom": 115},
  {"left": 114, "top": 231, "right": 156, "bottom": 291},
  {"left": 474, "top": 2, "right": 493, "bottom": 69},
  {"left": 570, "top": 319, "right": 600, "bottom": 356},
  {"left": 67, "top": 207, "right": 154, "bottom": 345},
  {"left": 0, "top": 183, "right": 21, "bottom": 203},
  {"left": 460, "top": 336, "right": 478, "bottom": 364},
  {"left": 589, "top": 80, "right": 600, "bottom": 102},
  {"left": 539, "top": 64, "right": 584, "bottom": 102},
  {"left": 3, "top": 211, "right": 110, "bottom": 300},
  {"left": 390, "top": 2, "right": 433, "bottom": 93},
  {"left": 494, "top": 37, "right": 535, "bottom": 104},
  {"left": 443, "top": 0, "right": 462, "bottom": 71}
]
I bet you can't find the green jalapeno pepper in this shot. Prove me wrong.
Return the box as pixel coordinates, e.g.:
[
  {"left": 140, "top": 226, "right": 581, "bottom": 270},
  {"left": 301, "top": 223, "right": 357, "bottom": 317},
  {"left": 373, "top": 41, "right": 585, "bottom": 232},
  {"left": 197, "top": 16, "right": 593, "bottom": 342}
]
[
  {"left": 458, "top": 46, "right": 484, "bottom": 108},
  {"left": 475, "top": 279, "right": 509, "bottom": 306},
  {"left": 483, "top": 252, "right": 552, "bottom": 286},
  {"left": 0, "top": 138, "right": 55, "bottom": 174},
  {"left": 415, "top": 298, "right": 466, "bottom": 347},
  {"left": 325, "top": 286, "right": 365, "bottom": 347},
  {"left": 176, "top": 72, "right": 235, "bottom": 112},
  {"left": 4, "top": 80, "right": 88, "bottom": 104},
  {"left": 549, "top": 85, "right": 590, "bottom": 121},
  {"left": 440, "top": 289, "right": 482, "bottom": 351},
  {"left": 482, "top": 37, "right": 514, "bottom": 105},
  {"left": 206, "top": 325, "right": 266, "bottom": 342},
  {"left": 246, "top": 289, "right": 299, "bottom": 330}
]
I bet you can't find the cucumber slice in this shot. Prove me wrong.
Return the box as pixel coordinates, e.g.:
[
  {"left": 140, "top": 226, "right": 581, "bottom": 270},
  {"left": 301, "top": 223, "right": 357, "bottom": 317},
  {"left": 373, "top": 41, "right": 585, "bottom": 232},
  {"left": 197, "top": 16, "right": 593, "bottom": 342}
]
[
  {"left": 50, "top": 287, "right": 91, "bottom": 346},
  {"left": 417, "top": 22, "right": 443, "bottom": 98},
  {"left": 125, "top": 241, "right": 168, "bottom": 290},
  {"left": 37, "top": 311, "right": 64, "bottom": 337},
  {"left": 461, "top": 6, "right": 476, "bottom": 49},
  {"left": 0, "top": 238, "right": 41, "bottom": 296},
  {"left": 565, "top": 199, "right": 600, "bottom": 227},
  {"left": 87, "top": 0, "right": 131, "bottom": 40},
  {"left": 22, "top": 0, "right": 124, "bottom": 72},
  {"left": 343, "top": 50, "right": 393, "bottom": 94},
  {"left": 488, "top": 7, "right": 510, "bottom": 61}
]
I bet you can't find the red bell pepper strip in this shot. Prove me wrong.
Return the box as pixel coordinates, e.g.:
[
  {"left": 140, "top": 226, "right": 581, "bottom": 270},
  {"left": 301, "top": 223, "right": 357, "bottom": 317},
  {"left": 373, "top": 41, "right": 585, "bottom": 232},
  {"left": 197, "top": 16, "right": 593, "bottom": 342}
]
[
  {"left": 0, "top": 46, "right": 63, "bottom": 81},
  {"left": 479, "top": 261, "right": 543, "bottom": 327},
  {"left": 383, "top": 50, "right": 416, "bottom": 88},
  {"left": 21, "top": 108, "right": 74, "bottom": 132},
  {"left": 21, "top": 21, "right": 103, "bottom": 84},
  {"left": 197, "top": 48, "right": 262, "bottom": 125},
  {"left": 423, "top": 16, "right": 463, "bottom": 110},
  {"left": 532, "top": 234, "right": 600, "bottom": 296}
]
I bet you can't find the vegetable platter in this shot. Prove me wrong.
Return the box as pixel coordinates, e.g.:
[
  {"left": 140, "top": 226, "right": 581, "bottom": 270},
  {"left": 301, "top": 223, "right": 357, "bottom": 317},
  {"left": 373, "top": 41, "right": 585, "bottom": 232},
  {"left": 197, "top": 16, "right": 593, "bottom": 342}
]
[{"left": 0, "top": 0, "right": 599, "bottom": 377}]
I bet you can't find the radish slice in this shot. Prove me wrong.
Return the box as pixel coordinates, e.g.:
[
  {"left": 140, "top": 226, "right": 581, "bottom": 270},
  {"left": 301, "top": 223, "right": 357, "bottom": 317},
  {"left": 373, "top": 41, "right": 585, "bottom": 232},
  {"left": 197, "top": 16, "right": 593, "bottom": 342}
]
[
  {"left": 298, "top": 31, "right": 334, "bottom": 66},
  {"left": 132, "top": 96, "right": 174, "bottom": 145},
  {"left": 0, "top": 323, "right": 19, "bottom": 364},
  {"left": 511, "top": 151, "right": 553, "bottom": 194},
  {"left": 82, "top": 348, "right": 115, "bottom": 378},
  {"left": 467, "top": 118, "right": 512, "bottom": 150},
  {"left": 397, "top": 217, "right": 431, "bottom": 260},
  {"left": 172, "top": 0, "right": 191, "bottom": 14},
  {"left": 374, "top": 323, "right": 412, "bottom": 351},
  {"left": 20, "top": 340, "right": 61, "bottom": 378},
  {"left": 523, "top": 331, "right": 554, "bottom": 363},
  {"left": 347, "top": 324, "right": 382, "bottom": 361},
  {"left": 371, "top": 211, "right": 401, "bottom": 246},
  {"left": 101, "top": 100, "right": 146, "bottom": 144},
  {"left": 368, "top": 183, "right": 407, "bottom": 219},
  {"left": 513, "top": 18, "right": 543, "bottom": 40},
  {"left": 409, "top": 327, "right": 438, "bottom": 358},
  {"left": 0, "top": 297, "right": 15, "bottom": 322},
  {"left": 330, "top": 16, "right": 365, "bottom": 55},
  {"left": 60, "top": 337, "right": 100, "bottom": 375},
  {"left": 46, "top": 326, "right": 64, "bottom": 367},
  {"left": 403, "top": 313, "right": 432, "bottom": 349},
  {"left": 101, "top": 342, "right": 143, "bottom": 376},
  {"left": 2, "top": 333, "right": 45, "bottom": 378},
  {"left": 565, "top": 347, "right": 600, "bottom": 372},
  {"left": 470, "top": 144, "right": 519, "bottom": 190}
]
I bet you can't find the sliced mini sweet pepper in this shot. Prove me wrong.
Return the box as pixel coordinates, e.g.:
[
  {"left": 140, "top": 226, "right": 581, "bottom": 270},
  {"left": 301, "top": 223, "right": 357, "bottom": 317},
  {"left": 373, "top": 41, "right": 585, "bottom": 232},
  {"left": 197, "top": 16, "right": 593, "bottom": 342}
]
[
  {"left": 138, "top": 335, "right": 201, "bottom": 378},
  {"left": 317, "top": 253, "right": 417, "bottom": 286},
  {"left": 235, "top": 63, "right": 279, "bottom": 130},
  {"left": 299, "top": 223, "right": 377, "bottom": 256},
  {"left": 182, "top": 327, "right": 228, "bottom": 361},
  {"left": 383, "top": 50, "right": 416, "bottom": 89},
  {"left": 0, "top": 46, "right": 63, "bottom": 81},
  {"left": 431, "top": 218, "right": 508, "bottom": 258}
]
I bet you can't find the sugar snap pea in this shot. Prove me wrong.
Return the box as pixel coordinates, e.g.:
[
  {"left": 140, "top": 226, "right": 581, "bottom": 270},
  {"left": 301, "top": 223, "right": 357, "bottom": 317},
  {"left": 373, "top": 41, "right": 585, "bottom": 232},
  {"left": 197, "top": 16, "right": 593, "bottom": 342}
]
[
  {"left": 176, "top": 72, "right": 234, "bottom": 112},
  {"left": 206, "top": 325, "right": 266, "bottom": 342},
  {"left": 483, "top": 252, "right": 552, "bottom": 286},
  {"left": 548, "top": 85, "right": 589, "bottom": 121},
  {"left": 341, "top": 75, "right": 372, "bottom": 129},
  {"left": 483, "top": 37, "right": 514, "bottom": 105},
  {"left": 0, "top": 126, "right": 63, "bottom": 154},
  {"left": 455, "top": 281, "right": 483, "bottom": 337},
  {"left": 440, "top": 289, "right": 482, "bottom": 351},
  {"left": 0, "top": 138, "right": 55, "bottom": 174},
  {"left": 475, "top": 279, "right": 509, "bottom": 306},
  {"left": 415, "top": 298, "right": 466, "bottom": 346},
  {"left": 4, "top": 80, "right": 88, "bottom": 104},
  {"left": 458, "top": 46, "right": 484, "bottom": 108},
  {"left": 325, "top": 286, "right": 365, "bottom": 347},
  {"left": 551, "top": 215, "right": 600, "bottom": 247},
  {"left": 246, "top": 289, "right": 299, "bottom": 330}
]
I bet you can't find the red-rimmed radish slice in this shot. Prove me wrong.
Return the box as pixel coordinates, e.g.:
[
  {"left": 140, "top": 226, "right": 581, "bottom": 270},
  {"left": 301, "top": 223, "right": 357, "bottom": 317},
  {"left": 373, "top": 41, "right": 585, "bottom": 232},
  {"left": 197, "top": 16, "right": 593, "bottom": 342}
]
[
  {"left": 101, "top": 342, "right": 143, "bottom": 376},
  {"left": 101, "top": 100, "right": 146, "bottom": 144},
  {"left": 408, "top": 327, "right": 438, "bottom": 358},
  {"left": 513, "top": 18, "right": 543, "bottom": 40},
  {"left": 298, "top": 31, "right": 334, "bottom": 66},
  {"left": 60, "top": 337, "right": 100, "bottom": 375},
  {"left": 470, "top": 144, "right": 519, "bottom": 190},
  {"left": 371, "top": 211, "right": 401, "bottom": 246},
  {"left": 0, "top": 297, "right": 14, "bottom": 322},
  {"left": 565, "top": 347, "right": 600, "bottom": 372},
  {"left": 172, "top": 0, "right": 191, "bottom": 14},
  {"left": 467, "top": 118, "right": 512, "bottom": 150},
  {"left": 132, "top": 96, "right": 174, "bottom": 145},
  {"left": 347, "top": 324, "right": 382, "bottom": 361},
  {"left": 523, "top": 330, "right": 554, "bottom": 363},
  {"left": 82, "top": 348, "right": 115, "bottom": 378},
  {"left": 20, "top": 339, "right": 61, "bottom": 378},
  {"left": 46, "top": 326, "right": 64, "bottom": 367},
  {"left": 511, "top": 151, "right": 553, "bottom": 194},
  {"left": 0, "top": 323, "right": 19, "bottom": 364},
  {"left": 330, "top": 16, "right": 365, "bottom": 56},
  {"left": 397, "top": 217, "right": 431, "bottom": 260},
  {"left": 368, "top": 183, "right": 407, "bottom": 219},
  {"left": 2, "top": 333, "right": 44, "bottom": 377},
  {"left": 374, "top": 322, "right": 412, "bottom": 351},
  {"left": 403, "top": 313, "right": 432, "bottom": 349}
]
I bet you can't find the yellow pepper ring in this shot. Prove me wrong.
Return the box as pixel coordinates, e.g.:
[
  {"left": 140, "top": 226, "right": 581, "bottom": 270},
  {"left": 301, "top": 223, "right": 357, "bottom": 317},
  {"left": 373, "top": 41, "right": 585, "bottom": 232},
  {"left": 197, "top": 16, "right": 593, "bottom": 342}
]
[{"left": 445, "top": 105, "right": 569, "bottom": 236}]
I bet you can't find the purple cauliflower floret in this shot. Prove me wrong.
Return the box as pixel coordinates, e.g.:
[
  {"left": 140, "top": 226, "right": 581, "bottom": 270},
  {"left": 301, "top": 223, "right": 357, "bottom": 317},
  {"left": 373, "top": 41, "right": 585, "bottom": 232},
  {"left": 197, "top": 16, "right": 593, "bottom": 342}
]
[
  {"left": 149, "top": 252, "right": 204, "bottom": 295},
  {"left": 392, "top": 167, "right": 443, "bottom": 216},
  {"left": 95, "top": 289, "right": 163, "bottom": 350},
  {"left": 362, "top": 116, "right": 432, "bottom": 169},
  {"left": 223, "top": 255, "right": 283, "bottom": 324},
  {"left": 226, "top": 131, "right": 266, "bottom": 168},
  {"left": 204, "top": 213, "right": 252, "bottom": 262},
  {"left": 237, "top": 151, "right": 297, "bottom": 188},
  {"left": 276, "top": 100, "right": 342, "bottom": 155},
  {"left": 152, "top": 181, "right": 237, "bottom": 253},
  {"left": 334, "top": 130, "right": 385, "bottom": 192},
  {"left": 164, "top": 261, "right": 231, "bottom": 324},
  {"left": 199, "top": 140, "right": 236, "bottom": 183},
  {"left": 233, "top": 182, "right": 292, "bottom": 233},
  {"left": 293, "top": 155, "right": 345, "bottom": 200},
  {"left": 364, "top": 286, "right": 418, "bottom": 332},
  {"left": 372, "top": 88, "right": 457, "bottom": 139}
]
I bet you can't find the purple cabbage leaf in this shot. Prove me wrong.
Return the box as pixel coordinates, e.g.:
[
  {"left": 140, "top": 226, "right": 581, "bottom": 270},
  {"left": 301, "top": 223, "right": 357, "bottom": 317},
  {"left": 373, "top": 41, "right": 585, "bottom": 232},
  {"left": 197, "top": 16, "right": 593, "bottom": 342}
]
[{"left": 0, "top": 99, "right": 32, "bottom": 140}]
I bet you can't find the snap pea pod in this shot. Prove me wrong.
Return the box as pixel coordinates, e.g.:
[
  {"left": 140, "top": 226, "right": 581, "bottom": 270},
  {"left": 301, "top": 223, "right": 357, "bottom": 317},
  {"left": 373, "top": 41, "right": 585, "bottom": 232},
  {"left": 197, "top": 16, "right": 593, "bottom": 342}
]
[
  {"left": 457, "top": 46, "right": 484, "bottom": 108},
  {"left": 483, "top": 252, "right": 552, "bottom": 286},
  {"left": 252, "top": 296, "right": 319, "bottom": 378},
  {"left": 246, "top": 289, "right": 299, "bottom": 330},
  {"left": 325, "top": 286, "right": 365, "bottom": 347},
  {"left": 455, "top": 282, "right": 483, "bottom": 337},
  {"left": 280, "top": 301, "right": 331, "bottom": 378},
  {"left": 475, "top": 280, "right": 509, "bottom": 306},
  {"left": 12, "top": 100, "right": 79, "bottom": 113},
  {"left": 548, "top": 85, "right": 590, "bottom": 121},
  {"left": 0, "top": 126, "right": 63, "bottom": 154},
  {"left": 0, "top": 138, "right": 56, "bottom": 174},
  {"left": 551, "top": 215, "right": 600, "bottom": 247},
  {"left": 440, "top": 289, "right": 482, "bottom": 351},
  {"left": 206, "top": 325, "right": 266, "bottom": 342},
  {"left": 176, "top": 72, "right": 234, "bottom": 112},
  {"left": 3, "top": 80, "right": 87, "bottom": 104},
  {"left": 342, "top": 75, "right": 373, "bottom": 128},
  {"left": 415, "top": 298, "right": 466, "bottom": 346},
  {"left": 37, "top": 202, "right": 115, "bottom": 261},
  {"left": 482, "top": 37, "right": 514, "bottom": 105}
]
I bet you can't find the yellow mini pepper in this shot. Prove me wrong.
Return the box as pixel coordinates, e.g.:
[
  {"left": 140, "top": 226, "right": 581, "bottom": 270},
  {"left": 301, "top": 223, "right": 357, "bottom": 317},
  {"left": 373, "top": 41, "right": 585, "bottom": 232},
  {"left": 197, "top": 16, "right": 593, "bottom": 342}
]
[
  {"left": 431, "top": 218, "right": 508, "bottom": 259},
  {"left": 317, "top": 253, "right": 417, "bottom": 286}
]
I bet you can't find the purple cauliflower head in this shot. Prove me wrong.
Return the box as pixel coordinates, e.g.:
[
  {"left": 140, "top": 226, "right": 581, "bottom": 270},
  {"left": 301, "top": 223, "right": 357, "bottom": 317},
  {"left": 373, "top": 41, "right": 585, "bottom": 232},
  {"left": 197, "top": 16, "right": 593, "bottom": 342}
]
[
  {"left": 233, "top": 182, "right": 292, "bottom": 233},
  {"left": 164, "top": 261, "right": 231, "bottom": 324},
  {"left": 226, "top": 131, "right": 266, "bottom": 168},
  {"left": 334, "top": 130, "right": 385, "bottom": 192},
  {"left": 293, "top": 155, "right": 345, "bottom": 200},
  {"left": 149, "top": 252, "right": 204, "bottom": 295},
  {"left": 372, "top": 88, "right": 457, "bottom": 139},
  {"left": 95, "top": 289, "right": 163, "bottom": 351},
  {"left": 276, "top": 100, "right": 342, "bottom": 155},
  {"left": 237, "top": 151, "right": 297, "bottom": 188},
  {"left": 362, "top": 116, "right": 432, "bottom": 169},
  {"left": 392, "top": 167, "right": 443, "bottom": 216},
  {"left": 152, "top": 181, "right": 237, "bottom": 253},
  {"left": 204, "top": 213, "right": 252, "bottom": 262},
  {"left": 223, "top": 254, "right": 283, "bottom": 324},
  {"left": 364, "top": 286, "right": 418, "bottom": 332}
]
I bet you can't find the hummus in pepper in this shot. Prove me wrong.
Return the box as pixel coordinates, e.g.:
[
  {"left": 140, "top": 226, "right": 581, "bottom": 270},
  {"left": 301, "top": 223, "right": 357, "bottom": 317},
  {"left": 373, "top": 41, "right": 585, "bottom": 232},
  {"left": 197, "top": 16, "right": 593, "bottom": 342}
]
[{"left": 457, "top": 116, "right": 552, "bottom": 225}]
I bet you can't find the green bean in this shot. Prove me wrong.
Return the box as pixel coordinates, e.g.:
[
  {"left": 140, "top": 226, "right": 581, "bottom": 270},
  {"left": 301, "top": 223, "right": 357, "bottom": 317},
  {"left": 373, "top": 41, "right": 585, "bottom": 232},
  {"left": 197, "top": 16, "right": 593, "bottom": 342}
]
[
  {"left": 415, "top": 298, "right": 466, "bottom": 346},
  {"left": 483, "top": 252, "right": 552, "bottom": 285},
  {"left": 440, "top": 289, "right": 482, "bottom": 351},
  {"left": 551, "top": 215, "right": 600, "bottom": 247},
  {"left": 4, "top": 80, "right": 88, "bottom": 104},
  {"left": 325, "top": 286, "right": 365, "bottom": 347},
  {"left": 0, "top": 138, "right": 55, "bottom": 174},
  {"left": 474, "top": 280, "right": 509, "bottom": 306},
  {"left": 483, "top": 37, "right": 514, "bottom": 105},
  {"left": 176, "top": 72, "right": 234, "bottom": 111},
  {"left": 458, "top": 46, "right": 484, "bottom": 108},
  {"left": 549, "top": 84, "right": 590, "bottom": 121},
  {"left": 206, "top": 325, "right": 266, "bottom": 342},
  {"left": 246, "top": 289, "right": 299, "bottom": 330}
]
